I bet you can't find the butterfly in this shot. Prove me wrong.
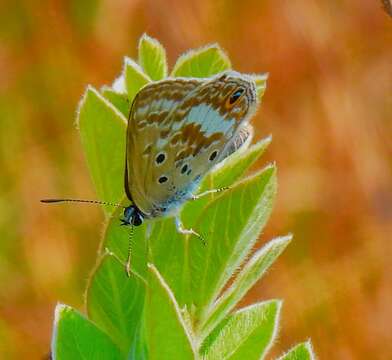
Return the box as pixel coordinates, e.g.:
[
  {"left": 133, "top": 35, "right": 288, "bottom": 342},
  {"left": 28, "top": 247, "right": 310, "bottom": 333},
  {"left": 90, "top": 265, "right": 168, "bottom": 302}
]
[{"left": 42, "top": 70, "right": 259, "bottom": 275}]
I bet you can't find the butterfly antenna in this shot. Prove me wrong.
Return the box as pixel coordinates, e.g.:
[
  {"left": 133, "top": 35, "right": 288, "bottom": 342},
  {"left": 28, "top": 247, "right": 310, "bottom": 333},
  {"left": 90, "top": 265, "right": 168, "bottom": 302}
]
[
  {"left": 125, "top": 225, "right": 134, "bottom": 277},
  {"left": 40, "top": 198, "right": 125, "bottom": 208}
]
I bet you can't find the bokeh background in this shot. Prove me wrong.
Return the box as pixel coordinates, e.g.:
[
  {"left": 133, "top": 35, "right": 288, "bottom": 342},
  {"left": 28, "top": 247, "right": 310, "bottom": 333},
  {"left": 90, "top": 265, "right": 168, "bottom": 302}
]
[{"left": 0, "top": 0, "right": 391, "bottom": 358}]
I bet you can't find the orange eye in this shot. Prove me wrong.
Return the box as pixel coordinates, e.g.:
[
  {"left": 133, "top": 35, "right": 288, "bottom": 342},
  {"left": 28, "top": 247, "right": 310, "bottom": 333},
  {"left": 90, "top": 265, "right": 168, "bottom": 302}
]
[{"left": 226, "top": 87, "right": 245, "bottom": 108}]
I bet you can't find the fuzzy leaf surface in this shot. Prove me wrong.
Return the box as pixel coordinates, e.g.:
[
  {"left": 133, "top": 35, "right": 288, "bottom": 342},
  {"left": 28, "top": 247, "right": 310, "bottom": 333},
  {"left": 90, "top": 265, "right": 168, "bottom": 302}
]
[
  {"left": 52, "top": 304, "right": 122, "bottom": 360},
  {"left": 86, "top": 255, "right": 146, "bottom": 355},
  {"left": 190, "top": 165, "right": 277, "bottom": 323},
  {"left": 277, "top": 341, "right": 315, "bottom": 360},
  {"left": 254, "top": 73, "right": 268, "bottom": 100},
  {"left": 202, "top": 235, "right": 291, "bottom": 338},
  {"left": 124, "top": 57, "right": 151, "bottom": 102},
  {"left": 171, "top": 44, "right": 231, "bottom": 78},
  {"left": 78, "top": 87, "right": 126, "bottom": 213},
  {"left": 203, "top": 301, "right": 281, "bottom": 360},
  {"left": 101, "top": 87, "right": 130, "bottom": 117},
  {"left": 144, "top": 264, "right": 195, "bottom": 360},
  {"left": 138, "top": 34, "right": 167, "bottom": 81}
]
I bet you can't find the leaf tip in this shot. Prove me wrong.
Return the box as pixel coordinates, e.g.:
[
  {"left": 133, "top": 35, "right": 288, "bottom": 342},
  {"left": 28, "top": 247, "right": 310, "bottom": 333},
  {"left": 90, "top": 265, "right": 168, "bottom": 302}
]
[
  {"left": 138, "top": 33, "right": 166, "bottom": 57},
  {"left": 137, "top": 33, "right": 167, "bottom": 80},
  {"left": 264, "top": 134, "right": 273, "bottom": 143},
  {"left": 124, "top": 56, "right": 151, "bottom": 81},
  {"left": 51, "top": 303, "right": 69, "bottom": 357},
  {"left": 208, "top": 43, "right": 229, "bottom": 58},
  {"left": 253, "top": 72, "right": 269, "bottom": 81},
  {"left": 75, "top": 85, "right": 97, "bottom": 128},
  {"left": 277, "top": 340, "right": 316, "bottom": 360},
  {"left": 262, "top": 235, "right": 292, "bottom": 260},
  {"left": 250, "top": 134, "right": 272, "bottom": 154},
  {"left": 278, "top": 233, "right": 293, "bottom": 245},
  {"left": 139, "top": 32, "right": 159, "bottom": 46},
  {"left": 53, "top": 303, "right": 67, "bottom": 323},
  {"left": 262, "top": 162, "right": 277, "bottom": 178},
  {"left": 304, "top": 339, "right": 316, "bottom": 359}
]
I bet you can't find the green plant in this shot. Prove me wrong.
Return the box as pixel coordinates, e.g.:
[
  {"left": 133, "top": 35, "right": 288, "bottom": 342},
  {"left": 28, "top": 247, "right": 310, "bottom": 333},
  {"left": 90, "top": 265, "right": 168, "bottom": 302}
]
[{"left": 50, "top": 34, "right": 315, "bottom": 360}]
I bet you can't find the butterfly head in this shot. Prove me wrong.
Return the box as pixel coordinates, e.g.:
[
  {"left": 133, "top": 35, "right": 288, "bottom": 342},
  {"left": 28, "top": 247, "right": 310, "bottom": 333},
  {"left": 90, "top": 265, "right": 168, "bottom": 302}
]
[{"left": 121, "top": 205, "right": 144, "bottom": 226}]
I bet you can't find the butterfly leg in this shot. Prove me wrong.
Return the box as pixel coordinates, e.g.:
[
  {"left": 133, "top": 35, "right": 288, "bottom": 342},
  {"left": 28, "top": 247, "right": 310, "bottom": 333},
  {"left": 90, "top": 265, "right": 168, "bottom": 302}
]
[
  {"left": 175, "top": 217, "right": 206, "bottom": 246},
  {"left": 102, "top": 226, "right": 134, "bottom": 278},
  {"left": 191, "top": 186, "right": 229, "bottom": 201},
  {"left": 146, "top": 222, "right": 153, "bottom": 238},
  {"left": 104, "top": 247, "right": 147, "bottom": 285},
  {"left": 104, "top": 247, "right": 125, "bottom": 267},
  {"left": 103, "top": 247, "right": 134, "bottom": 278}
]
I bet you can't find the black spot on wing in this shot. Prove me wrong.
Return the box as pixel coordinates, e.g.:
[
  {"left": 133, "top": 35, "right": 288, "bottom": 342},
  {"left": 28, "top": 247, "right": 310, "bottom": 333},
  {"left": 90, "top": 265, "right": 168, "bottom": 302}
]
[
  {"left": 156, "top": 152, "right": 166, "bottom": 164},
  {"left": 158, "top": 176, "right": 168, "bottom": 184}
]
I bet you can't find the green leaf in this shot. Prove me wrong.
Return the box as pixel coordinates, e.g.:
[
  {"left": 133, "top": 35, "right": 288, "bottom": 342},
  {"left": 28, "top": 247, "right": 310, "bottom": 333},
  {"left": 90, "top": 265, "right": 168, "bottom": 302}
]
[
  {"left": 124, "top": 57, "right": 151, "bottom": 102},
  {"left": 101, "top": 86, "right": 130, "bottom": 117},
  {"left": 77, "top": 87, "right": 127, "bottom": 213},
  {"left": 190, "top": 165, "right": 277, "bottom": 324},
  {"left": 127, "top": 323, "right": 148, "bottom": 360},
  {"left": 138, "top": 34, "right": 167, "bottom": 81},
  {"left": 253, "top": 73, "right": 268, "bottom": 101},
  {"left": 202, "top": 300, "right": 281, "bottom": 360},
  {"left": 171, "top": 44, "right": 231, "bottom": 78},
  {"left": 201, "top": 235, "right": 292, "bottom": 338},
  {"left": 85, "top": 255, "right": 146, "bottom": 355},
  {"left": 277, "top": 341, "right": 315, "bottom": 360},
  {"left": 146, "top": 218, "right": 192, "bottom": 306},
  {"left": 52, "top": 304, "right": 122, "bottom": 360},
  {"left": 144, "top": 264, "right": 196, "bottom": 360}
]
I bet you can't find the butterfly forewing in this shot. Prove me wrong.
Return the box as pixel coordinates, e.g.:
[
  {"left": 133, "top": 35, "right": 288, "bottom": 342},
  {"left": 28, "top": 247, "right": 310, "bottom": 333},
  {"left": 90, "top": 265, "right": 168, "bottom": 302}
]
[
  {"left": 126, "top": 71, "right": 258, "bottom": 218},
  {"left": 126, "top": 78, "right": 202, "bottom": 212}
]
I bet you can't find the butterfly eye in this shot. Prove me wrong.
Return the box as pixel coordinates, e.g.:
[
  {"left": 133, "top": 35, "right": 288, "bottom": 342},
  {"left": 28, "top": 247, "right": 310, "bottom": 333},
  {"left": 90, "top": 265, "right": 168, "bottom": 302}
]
[
  {"left": 181, "top": 164, "right": 188, "bottom": 174},
  {"left": 132, "top": 212, "right": 143, "bottom": 226},
  {"left": 229, "top": 88, "right": 245, "bottom": 105}
]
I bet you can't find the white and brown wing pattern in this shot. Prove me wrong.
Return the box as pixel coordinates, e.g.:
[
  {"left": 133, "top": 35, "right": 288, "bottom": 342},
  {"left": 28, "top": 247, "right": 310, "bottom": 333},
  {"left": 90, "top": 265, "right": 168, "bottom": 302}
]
[
  {"left": 125, "top": 78, "right": 203, "bottom": 214},
  {"left": 126, "top": 71, "right": 258, "bottom": 218}
]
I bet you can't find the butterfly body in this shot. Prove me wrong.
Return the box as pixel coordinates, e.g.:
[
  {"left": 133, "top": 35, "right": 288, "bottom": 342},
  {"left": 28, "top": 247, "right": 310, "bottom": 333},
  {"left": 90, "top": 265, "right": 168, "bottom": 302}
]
[{"left": 123, "top": 70, "right": 258, "bottom": 226}]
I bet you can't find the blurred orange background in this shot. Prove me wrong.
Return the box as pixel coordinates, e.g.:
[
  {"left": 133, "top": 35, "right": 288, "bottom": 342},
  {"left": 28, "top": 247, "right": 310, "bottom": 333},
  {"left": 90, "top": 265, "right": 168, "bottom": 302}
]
[{"left": 0, "top": 0, "right": 391, "bottom": 358}]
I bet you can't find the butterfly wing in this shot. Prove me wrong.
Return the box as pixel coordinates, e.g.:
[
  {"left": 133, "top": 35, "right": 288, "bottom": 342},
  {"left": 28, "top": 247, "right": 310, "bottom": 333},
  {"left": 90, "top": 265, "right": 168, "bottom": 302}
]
[
  {"left": 126, "top": 71, "right": 258, "bottom": 217},
  {"left": 125, "top": 78, "right": 203, "bottom": 213},
  {"left": 220, "top": 123, "right": 254, "bottom": 160}
]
